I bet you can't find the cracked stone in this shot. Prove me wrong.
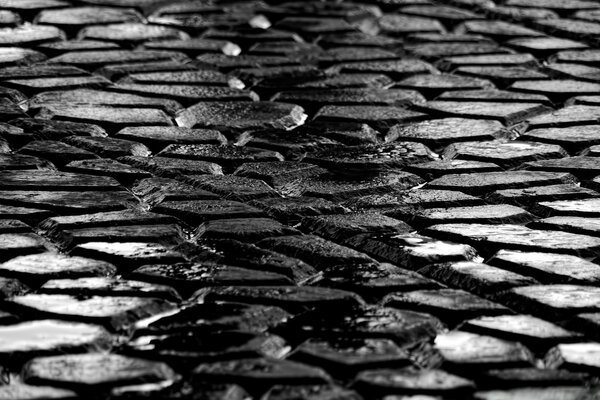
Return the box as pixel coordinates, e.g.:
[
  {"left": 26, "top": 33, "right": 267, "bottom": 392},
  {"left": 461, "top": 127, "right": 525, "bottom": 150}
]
[
  {"left": 8, "top": 294, "right": 176, "bottom": 330},
  {"left": 419, "top": 261, "right": 537, "bottom": 296}
]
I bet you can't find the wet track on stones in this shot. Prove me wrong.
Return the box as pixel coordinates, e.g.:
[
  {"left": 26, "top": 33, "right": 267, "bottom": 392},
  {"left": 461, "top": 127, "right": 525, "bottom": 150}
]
[{"left": 2, "top": 0, "right": 600, "bottom": 398}]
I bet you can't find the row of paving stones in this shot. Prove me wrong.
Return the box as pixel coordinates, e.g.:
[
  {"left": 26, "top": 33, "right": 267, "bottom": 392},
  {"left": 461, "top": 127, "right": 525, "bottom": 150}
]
[{"left": 2, "top": 0, "right": 600, "bottom": 399}]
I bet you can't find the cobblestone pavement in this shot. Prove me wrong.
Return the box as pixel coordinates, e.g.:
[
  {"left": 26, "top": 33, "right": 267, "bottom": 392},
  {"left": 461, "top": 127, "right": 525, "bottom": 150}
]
[{"left": 3, "top": 0, "right": 600, "bottom": 399}]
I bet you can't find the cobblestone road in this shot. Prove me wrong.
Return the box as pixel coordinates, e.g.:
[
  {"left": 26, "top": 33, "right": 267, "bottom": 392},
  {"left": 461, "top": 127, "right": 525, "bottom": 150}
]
[{"left": 1, "top": 0, "right": 600, "bottom": 398}]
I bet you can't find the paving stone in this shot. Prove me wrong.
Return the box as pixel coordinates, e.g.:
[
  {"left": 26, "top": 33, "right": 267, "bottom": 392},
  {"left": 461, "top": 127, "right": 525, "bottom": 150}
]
[
  {"left": 487, "top": 184, "right": 597, "bottom": 206},
  {"left": 0, "top": 153, "right": 54, "bottom": 171},
  {"left": 0, "top": 319, "right": 111, "bottom": 368},
  {"left": 35, "top": 6, "right": 143, "bottom": 31},
  {"left": 17, "top": 141, "right": 98, "bottom": 167},
  {"left": 79, "top": 22, "right": 187, "bottom": 44},
  {"left": 386, "top": 118, "right": 507, "bottom": 148},
  {"left": 0, "top": 190, "right": 138, "bottom": 213},
  {"left": 0, "top": 204, "right": 52, "bottom": 225},
  {"left": 22, "top": 353, "right": 178, "bottom": 391},
  {"left": 545, "top": 63, "right": 600, "bottom": 83},
  {"left": 395, "top": 204, "right": 534, "bottom": 228},
  {"left": 63, "top": 159, "right": 153, "bottom": 182},
  {"left": 416, "top": 101, "right": 550, "bottom": 125},
  {"left": 457, "top": 20, "right": 543, "bottom": 39},
  {"left": 0, "top": 25, "right": 64, "bottom": 47},
  {"left": 461, "top": 315, "right": 582, "bottom": 352},
  {"left": 520, "top": 126, "right": 600, "bottom": 153},
  {"left": 193, "top": 358, "right": 330, "bottom": 391},
  {"left": 305, "top": 142, "right": 435, "bottom": 177},
  {"left": 37, "top": 39, "right": 121, "bottom": 55},
  {"left": 444, "top": 141, "right": 568, "bottom": 168},
  {"left": 344, "top": 190, "right": 483, "bottom": 212},
  {"left": 153, "top": 200, "right": 265, "bottom": 224},
  {"left": 234, "top": 161, "right": 323, "bottom": 188},
  {"left": 258, "top": 74, "right": 393, "bottom": 95},
  {"left": 263, "top": 385, "right": 363, "bottom": 400},
  {"left": 353, "top": 368, "right": 475, "bottom": 397},
  {"left": 194, "top": 285, "right": 364, "bottom": 313},
  {"left": 196, "top": 218, "right": 299, "bottom": 242},
  {"left": 333, "top": 59, "right": 437, "bottom": 80},
  {"left": 345, "top": 232, "right": 478, "bottom": 270},
  {"left": 8, "top": 294, "right": 175, "bottom": 330},
  {"left": 132, "top": 302, "right": 291, "bottom": 337},
  {"left": 383, "top": 289, "right": 510, "bottom": 325},
  {"left": 0, "top": 98, "right": 26, "bottom": 120},
  {"left": 8, "top": 118, "right": 107, "bottom": 143},
  {"left": 110, "top": 83, "right": 258, "bottom": 105},
  {"left": 581, "top": 145, "right": 600, "bottom": 156},
  {"left": 242, "top": 130, "right": 342, "bottom": 159},
  {"left": 419, "top": 261, "right": 537, "bottom": 296},
  {"left": 144, "top": 38, "right": 241, "bottom": 57},
  {"left": 36, "top": 106, "right": 174, "bottom": 133},
  {"left": 0, "top": 170, "right": 122, "bottom": 191},
  {"left": 454, "top": 66, "right": 549, "bottom": 86},
  {"left": 474, "top": 387, "right": 590, "bottom": 400},
  {"left": 527, "top": 156, "right": 600, "bottom": 180},
  {"left": 379, "top": 14, "right": 444, "bottom": 36},
  {"left": 403, "top": 42, "right": 506, "bottom": 60},
  {"left": 497, "top": 284, "right": 600, "bottom": 318},
  {"left": 62, "top": 136, "right": 151, "bottom": 159},
  {"left": 6, "top": 75, "right": 111, "bottom": 95},
  {"left": 434, "top": 331, "right": 534, "bottom": 372},
  {"left": 438, "top": 53, "right": 537, "bottom": 70},
  {"left": 477, "top": 368, "right": 588, "bottom": 388},
  {"left": 130, "top": 262, "right": 292, "bottom": 297},
  {"left": 509, "top": 79, "right": 600, "bottom": 102},
  {"left": 425, "top": 223, "right": 600, "bottom": 257},
  {"left": 527, "top": 105, "right": 600, "bottom": 129},
  {"left": 121, "top": 70, "right": 243, "bottom": 89},
  {"left": 0, "top": 253, "right": 116, "bottom": 284},
  {"left": 276, "top": 304, "right": 443, "bottom": 344},
  {"left": 507, "top": 37, "right": 587, "bottom": 56},
  {"left": 195, "top": 239, "right": 319, "bottom": 285},
  {"left": 132, "top": 177, "right": 217, "bottom": 205},
  {"left": 301, "top": 213, "right": 411, "bottom": 242},
  {"left": 531, "top": 216, "right": 600, "bottom": 238},
  {"left": 115, "top": 127, "right": 225, "bottom": 151},
  {"left": 120, "top": 156, "right": 224, "bottom": 177},
  {"left": 394, "top": 74, "right": 493, "bottom": 98},
  {"left": 0, "top": 219, "right": 30, "bottom": 233},
  {"left": 314, "top": 105, "right": 428, "bottom": 131},
  {"left": 196, "top": 54, "right": 302, "bottom": 72},
  {"left": 70, "top": 242, "right": 186, "bottom": 271},
  {"left": 406, "top": 160, "right": 502, "bottom": 180},
  {"left": 545, "top": 343, "right": 600, "bottom": 373},
  {"left": 29, "top": 89, "right": 182, "bottom": 115},
  {"left": 0, "top": 275, "right": 28, "bottom": 299},
  {"left": 185, "top": 175, "right": 279, "bottom": 201},
  {"left": 159, "top": 145, "right": 284, "bottom": 170},
  {"left": 0, "top": 381, "right": 79, "bottom": 400},
  {"left": 0, "top": 10, "right": 19, "bottom": 27},
  {"left": 426, "top": 171, "right": 577, "bottom": 195},
  {"left": 96, "top": 59, "right": 195, "bottom": 81},
  {"left": 0, "top": 47, "right": 46, "bottom": 67},
  {"left": 436, "top": 89, "right": 551, "bottom": 106},
  {"left": 250, "top": 196, "right": 348, "bottom": 224},
  {"left": 38, "top": 209, "right": 177, "bottom": 232},
  {"left": 0, "top": 233, "right": 46, "bottom": 261},
  {"left": 256, "top": 234, "right": 374, "bottom": 270},
  {"left": 48, "top": 49, "right": 187, "bottom": 70},
  {"left": 533, "top": 198, "right": 600, "bottom": 217}
]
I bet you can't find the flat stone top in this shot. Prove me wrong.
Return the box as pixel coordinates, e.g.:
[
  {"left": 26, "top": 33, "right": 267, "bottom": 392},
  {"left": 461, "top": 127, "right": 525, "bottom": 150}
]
[{"left": 2, "top": 0, "right": 600, "bottom": 397}]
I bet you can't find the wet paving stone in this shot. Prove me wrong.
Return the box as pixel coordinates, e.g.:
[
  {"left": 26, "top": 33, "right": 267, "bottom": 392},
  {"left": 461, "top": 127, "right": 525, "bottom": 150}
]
[
  {"left": 510, "top": 79, "right": 600, "bottom": 102},
  {"left": 35, "top": 6, "right": 143, "bottom": 31},
  {"left": 8, "top": 118, "right": 108, "bottom": 143},
  {"left": 39, "top": 277, "right": 181, "bottom": 301},
  {"left": 454, "top": 65, "right": 549, "bottom": 86},
  {"left": 22, "top": 353, "right": 179, "bottom": 392},
  {"left": 47, "top": 49, "right": 188, "bottom": 70},
  {"left": 425, "top": 223, "right": 600, "bottom": 257},
  {"left": 250, "top": 196, "right": 348, "bottom": 224},
  {"left": 344, "top": 190, "right": 484, "bottom": 212},
  {"left": 301, "top": 213, "right": 411, "bottom": 242},
  {"left": 144, "top": 38, "right": 242, "bottom": 57},
  {"left": 488, "top": 184, "right": 598, "bottom": 206},
  {"left": 393, "top": 204, "right": 534, "bottom": 228},
  {"left": 71, "top": 242, "right": 186, "bottom": 271},
  {"left": 438, "top": 53, "right": 537, "bottom": 70},
  {"left": 425, "top": 171, "right": 577, "bottom": 195},
  {"left": 333, "top": 59, "right": 436, "bottom": 80},
  {"left": 121, "top": 70, "right": 243, "bottom": 90},
  {"left": 38, "top": 209, "right": 177, "bottom": 232},
  {"left": 132, "top": 177, "right": 217, "bottom": 205},
  {"left": 406, "top": 160, "right": 502, "bottom": 180},
  {"left": 79, "top": 22, "right": 187, "bottom": 44},
  {"left": 153, "top": 200, "right": 265, "bottom": 224},
  {"left": 314, "top": 105, "right": 428, "bottom": 131},
  {"left": 196, "top": 218, "right": 299, "bottom": 242},
  {"left": 0, "top": 252, "right": 116, "bottom": 284},
  {"left": 345, "top": 232, "right": 478, "bottom": 270},
  {"left": 0, "top": 170, "right": 122, "bottom": 191},
  {"left": 17, "top": 141, "right": 98, "bottom": 167},
  {"left": 445, "top": 141, "right": 568, "bottom": 168},
  {"left": 477, "top": 367, "right": 588, "bottom": 388},
  {"left": 474, "top": 387, "right": 591, "bottom": 400},
  {"left": 461, "top": 314, "right": 582, "bottom": 352},
  {"left": 519, "top": 125, "right": 600, "bottom": 153},
  {"left": 263, "top": 385, "right": 363, "bottom": 400},
  {"left": 0, "top": 381, "right": 79, "bottom": 400},
  {"left": 531, "top": 216, "right": 600, "bottom": 237},
  {"left": 115, "top": 126, "right": 226, "bottom": 151},
  {"left": 0, "top": 190, "right": 138, "bottom": 213},
  {"left": 195, "top": 285, "right": 364, "bottom": 314},
  {"left": 383, "top": 289, "right": 511, "bottom": 326},
  {"left": 353, "top": 368, "right": 475, "bottom": 397},
  {"left": 419, "top": 261, "right": 538, "bottom": 296},
  {"left": 417, "top": 101, "right": 550, "bottom": 125},
  {"left": 386, "top": 118, "right": 508, "bottom": 148},
  {"left": 521, "top": 156, "right": 600, "bottom": 179},
  {"left": 187, "top": 174, "right": 280, "bottom": 201},
  {"left": 8, "top": 293, "right": 176, "bottom": 330},
  {"left": 193, "top": 357, "right": 330, "bottom": 391},
  {"left": 120, "top": 155, "right": 224, "bottom": 177},
  {"left": 434, "top": 331, "right": 534, "bottom": 371},
  {"left": 526, "top": 105, "right": 600, "bottom": 129},
  {"left": 0, "top": 319, "right": 111, "bottom": 369},
  {"left": 109, "top": 83, "right": 258, "bottom": 105},
  {"left": 497, "top": 284, "right": 600, "bottom": 319},
  {"left": 394, "top": 74, "right": 494, "bottom": 98},
  {"left": 533, "top": 198, "right": 600, "bottom": 217},
  {"left": 62, "top": 135, "right": 151, "bottom": 158}
]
